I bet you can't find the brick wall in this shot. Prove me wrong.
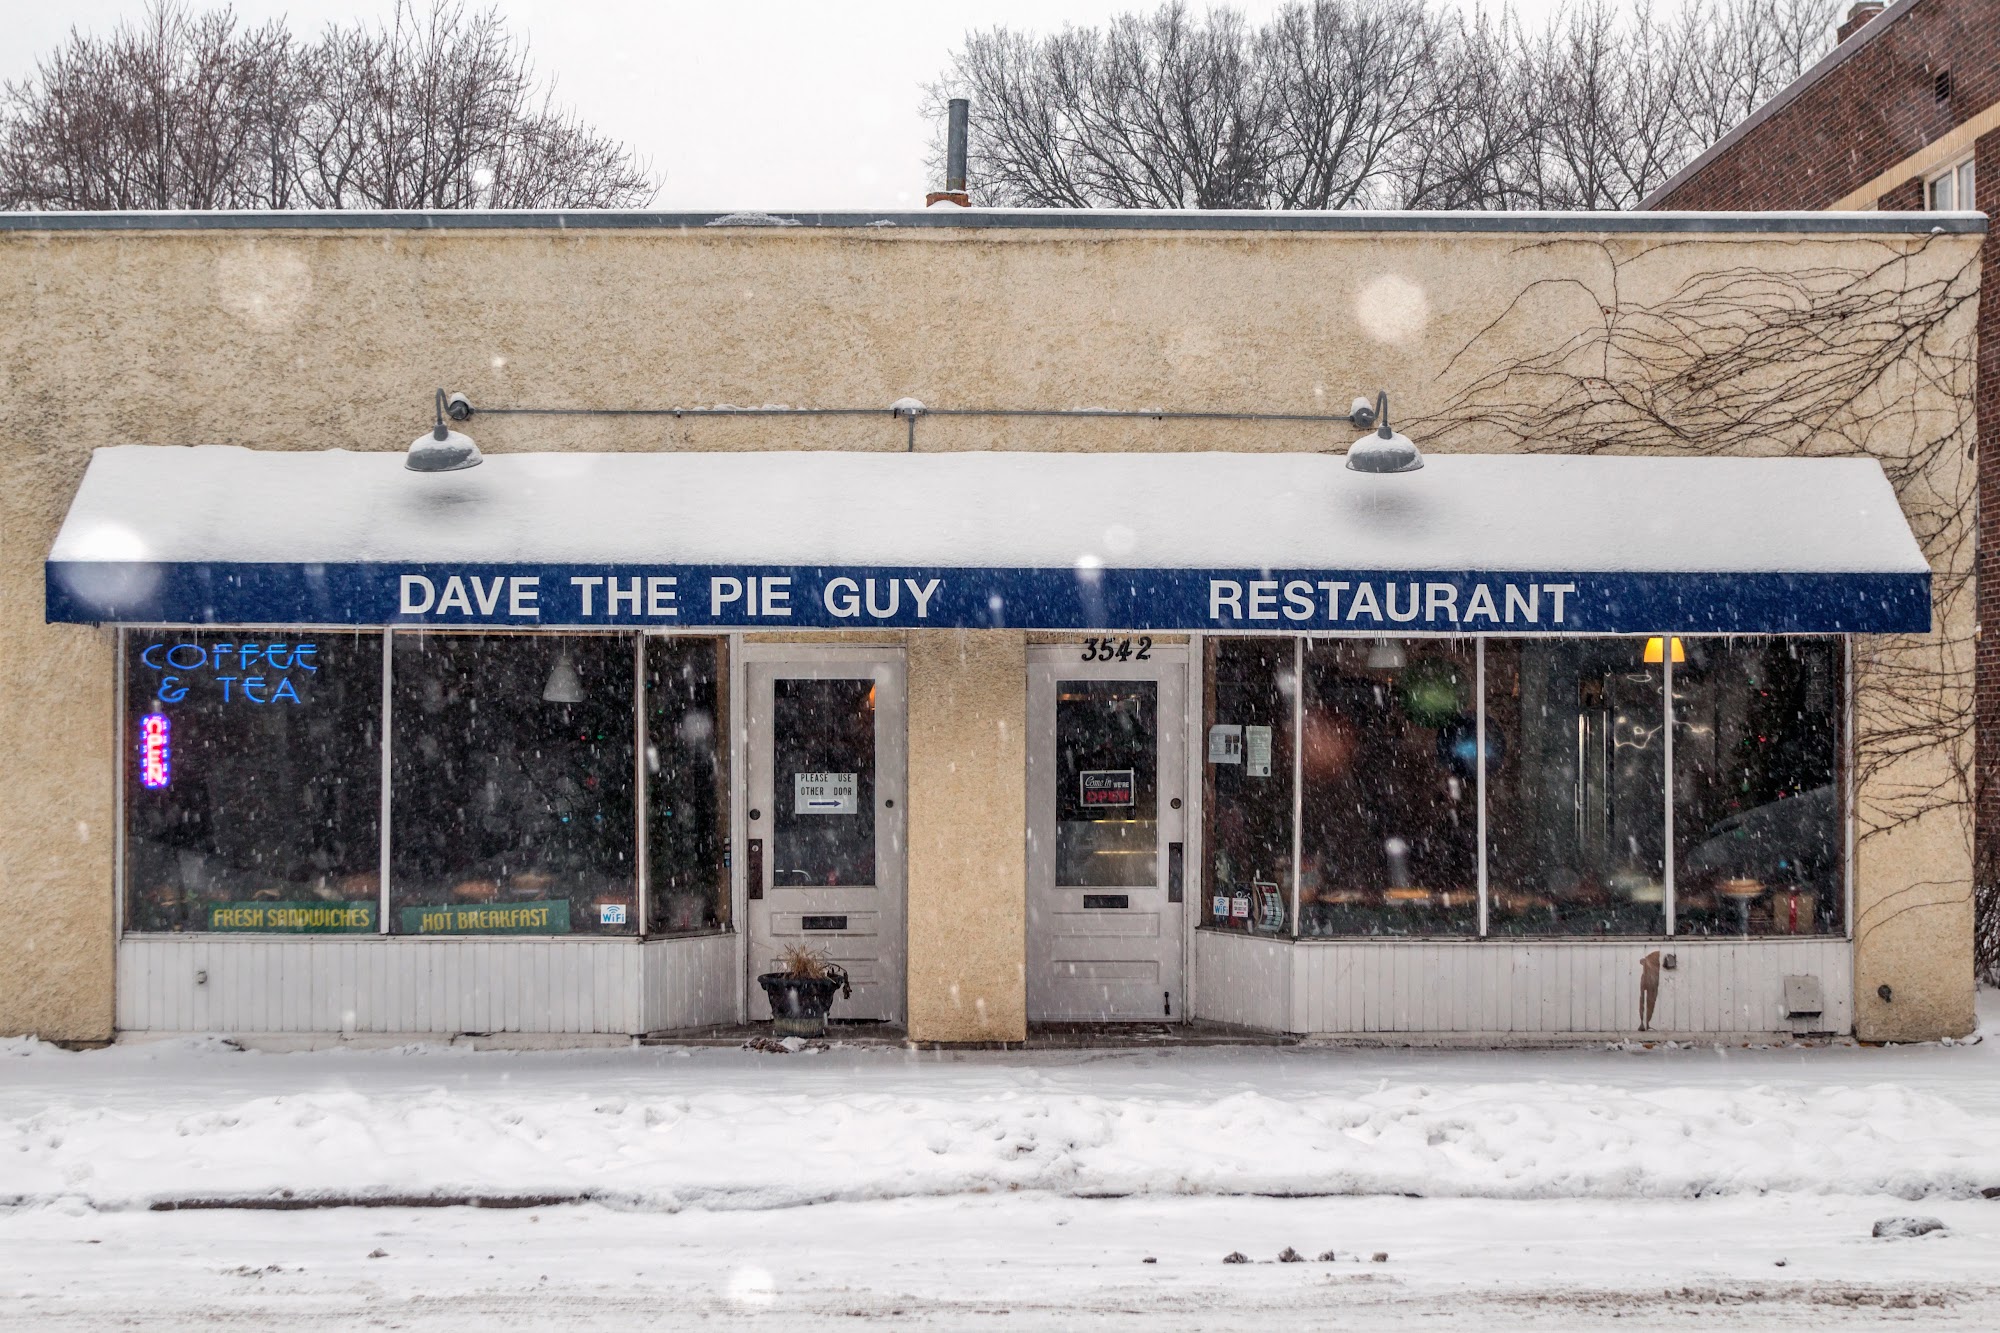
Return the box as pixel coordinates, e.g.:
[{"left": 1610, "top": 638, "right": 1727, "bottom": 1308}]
[
  {"left": 1877, "top": 175, "right": 1925, "bottom": 210},
  {"left": 1977, "top": 127, "right": 2000, "bottom": 972},
  {"left": 1652, "top": 0, "right": 1998, "bottom": 211}
]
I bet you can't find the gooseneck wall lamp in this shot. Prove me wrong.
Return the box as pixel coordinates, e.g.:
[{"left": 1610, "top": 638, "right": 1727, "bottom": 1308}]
[
  {"left": 406, "top": 388, "right": 481, "bottom": 472},
  {"left": 1344, "top": 390, "right": 1423, "bottom": 474}
]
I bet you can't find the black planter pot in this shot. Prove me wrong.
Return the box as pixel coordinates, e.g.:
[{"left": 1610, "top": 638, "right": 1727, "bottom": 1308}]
[{"left": 757, "top": 967, "right": 850, "bottom": 1038}]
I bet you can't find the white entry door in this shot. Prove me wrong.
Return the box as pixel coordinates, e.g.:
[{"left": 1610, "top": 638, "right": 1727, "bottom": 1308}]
[
  {"left": 1027, "top": 643, "right": 1188, "bottom": 1022},
  {"left": 745, "top": 649, "right": 907, "bottom": 1024}
]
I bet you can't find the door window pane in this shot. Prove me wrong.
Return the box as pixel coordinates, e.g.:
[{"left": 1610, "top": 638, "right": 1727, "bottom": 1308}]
[
  {"left": 1202, "top": 640, "right": 1295, "bottom": 934},
  {"left": 772, "top": 678, "right": 876, "bottom": 887},
  {"left": 391, "top": 634, "right": 636, "bottom": 935},
  {"left": 1673, "top": 637, "right": 1843, "bottom": 936},
  {"left": 1055, "top": 680, "right": 1158, "bottom": 887},
  {"left": 1299, "top": 640, "right": 1478, "bottom": 936},
  {"left": 124, "top": 631, "right": 381, "bottom": 933},
  {"left": 1486, "top": 640, "right": 1665, "bottom": 935},
  {"left": 646, "top": 637, "right": 731, "bottom": 934}
]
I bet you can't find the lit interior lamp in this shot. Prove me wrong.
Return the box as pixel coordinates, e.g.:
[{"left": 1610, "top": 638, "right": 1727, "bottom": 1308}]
[
  {"left": 406, "top": 388, "right": 481, "bottom": 472},
  {"left": 1344, "top": 390, "right": 1423, "bottom": 474},
  {"left": 1366, "top": 638, "right": 1407, "bottom": 670},
  {"left": 542, "top": 651, "right": 585, "bottom": 703},
  {"left": 1643, "top": 636, "right": 1686, "bottom": 664}
]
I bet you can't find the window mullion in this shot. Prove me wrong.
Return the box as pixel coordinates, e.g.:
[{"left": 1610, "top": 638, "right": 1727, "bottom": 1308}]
[
  {"left": 1663, "top": 631, "right": 1676, "bottom": 938},
  {"left": 634, "top": 633, "right": 648, "bottom": 937},
  {"left": 379, "top": 627, "right": 393, "bottom": 935},
  {"left": 1476, "top": 636, "right": 1489, "bottom": 939},
  {"left": 1289, "top": 635, "right": 1304, "bottom": 940}
]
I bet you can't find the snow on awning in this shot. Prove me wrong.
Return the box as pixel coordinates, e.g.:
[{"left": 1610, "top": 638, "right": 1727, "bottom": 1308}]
[{"left": 46, "top": 445, "right": 1931, "bottom": 633}]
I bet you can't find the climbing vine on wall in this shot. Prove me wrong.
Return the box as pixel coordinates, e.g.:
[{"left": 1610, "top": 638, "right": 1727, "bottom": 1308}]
[{"left": 1409, "top": 235, "right": 1988, "bottom": 975}]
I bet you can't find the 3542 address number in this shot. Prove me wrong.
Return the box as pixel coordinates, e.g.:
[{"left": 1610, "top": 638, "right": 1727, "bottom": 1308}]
[{"left": 1080, "top": 636, "right": 1152, "bottom": 662}]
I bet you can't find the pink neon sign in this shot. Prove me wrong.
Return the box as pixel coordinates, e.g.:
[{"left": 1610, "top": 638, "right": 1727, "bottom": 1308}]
[{"left": 138, "top": 713, "right": 171, "bottom": 789}]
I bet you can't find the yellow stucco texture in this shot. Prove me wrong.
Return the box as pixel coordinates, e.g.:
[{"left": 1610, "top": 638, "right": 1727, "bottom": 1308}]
[
  {"left": 0, "top": 220, "right": 1982, "bottom": 1040},
  {"left": 904, "top": 629, "right": 1028, "bottom": 1043}
]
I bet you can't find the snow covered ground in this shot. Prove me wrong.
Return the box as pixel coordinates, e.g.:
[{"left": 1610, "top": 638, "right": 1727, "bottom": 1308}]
[{"left": 5, "top": 1000, "right": 2000, "bottom": 1327}]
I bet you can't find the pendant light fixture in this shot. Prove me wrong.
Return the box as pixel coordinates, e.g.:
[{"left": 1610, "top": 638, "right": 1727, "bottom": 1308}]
[
  {"left": 1344, "top": 390, "right": 1423, "bottom": 474},
  {"left": 542, "top": 649, "right": 585, "bottom": 703},
  {"left": 407, "top": 388, "right": 481, "bottom": 472}
]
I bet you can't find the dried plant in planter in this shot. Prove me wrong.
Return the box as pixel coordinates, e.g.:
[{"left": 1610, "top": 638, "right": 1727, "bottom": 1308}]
[
  {"left": 774, "top": 943, "right": 836, "bottom": 982},
  {"left": 760, "top": 944, "right": 852, "bottom": 1038}
]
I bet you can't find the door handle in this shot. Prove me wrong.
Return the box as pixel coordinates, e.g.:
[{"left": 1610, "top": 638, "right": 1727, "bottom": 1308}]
[
  {"left": 1168, "top": 842, "right": 1184, "bottom": 904},
  {"left": 748, "top": 838, "right": 764, "bottom": 901}
]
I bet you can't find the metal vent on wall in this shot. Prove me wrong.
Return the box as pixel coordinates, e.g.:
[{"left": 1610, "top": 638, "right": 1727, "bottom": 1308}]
[{"left": 1784, "top": 974, "right": 1827, "bottom": 1035}]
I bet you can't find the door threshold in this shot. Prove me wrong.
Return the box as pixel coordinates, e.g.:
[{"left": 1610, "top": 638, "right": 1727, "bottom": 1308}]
[
  {"left": 1024, "top": 1020, "right": 1297, "bottom": 1048},
  {"left": 639, "top": 1020, "right": 907, "bottom": 1047}
]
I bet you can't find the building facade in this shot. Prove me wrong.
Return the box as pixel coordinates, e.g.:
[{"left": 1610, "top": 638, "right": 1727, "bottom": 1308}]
[
  {"left": 1645, "top": 0, "right": 1999, "bottom": 969},
  {"left": 0, "top": 209, "right": 1979, "bottom": 1046}
]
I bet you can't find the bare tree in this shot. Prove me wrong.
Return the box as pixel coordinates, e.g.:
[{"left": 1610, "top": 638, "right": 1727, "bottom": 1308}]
[
  {"left": 0, "top": 5, "right": 298, "bottom": 209},
  {"left": 0, "top": 0, "right": 654, "bottom": 211},
  {"left": 1258, "top": 0, "right": 1446, "bottom": 208},
  {"left": 929, "top": 0, "right": 1840, "bottom": 211},
  {"left": 932, "top": 3, "right": 1272, "bottom": 210}
]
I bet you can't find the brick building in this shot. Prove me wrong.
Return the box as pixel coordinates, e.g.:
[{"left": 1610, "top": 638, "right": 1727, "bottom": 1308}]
[{"left": 1646, "top": 0, "right": 1999, "bottom": 971}]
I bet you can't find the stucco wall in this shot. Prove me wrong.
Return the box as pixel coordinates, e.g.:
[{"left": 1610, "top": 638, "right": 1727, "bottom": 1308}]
[
  {"left": 0, "top": 217, "right": 1979, "bottom": 1042},
  {"left": 906, "top": 629, "right": 1027, "bottom": 1042}
]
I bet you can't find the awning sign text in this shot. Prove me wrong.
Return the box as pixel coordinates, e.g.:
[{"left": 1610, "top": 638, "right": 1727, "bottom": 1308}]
[{"left": 47, "top": 561, "right": 1933, "bottom": 636}]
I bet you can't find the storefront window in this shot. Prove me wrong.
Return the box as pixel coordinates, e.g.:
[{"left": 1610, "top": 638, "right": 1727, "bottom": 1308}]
[
  {"left": 123, "top": 630, "right": 381, "bottom": 933},
  {"left": 771, "top": 677, "right": 877, "bottom": 887},
  {"left": 1485, "top": 640, "right": 1666, "bottom": 936},
  {"left": 1300, "top": 640, "right": 1478, "bottom": 936},
  {"left": 390, "top": 633, "right": 636, "bottom": 935},
  {"left": 1202, "top": 639, "right": 1295, "bottom": 934},
  {"left": 1673, "top": 637, "right": 1843, "bottom": 936},
  {"left": 646, "top": 637, "right": 731, "bottom": 933}
]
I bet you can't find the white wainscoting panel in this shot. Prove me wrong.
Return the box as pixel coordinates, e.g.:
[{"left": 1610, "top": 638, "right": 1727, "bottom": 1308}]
[
  {"left": 117, "top": 936, "right": 654, "bottom": 1035},
  {"left": 642, "top": 932, "right": 740, "bottom": 1032},
  {"left": 1288, "top": 938, "right": 1853, "bottom": 1038},
  {"left": 1190, "top": 930, "right": 1293, "bottom": 1032}
]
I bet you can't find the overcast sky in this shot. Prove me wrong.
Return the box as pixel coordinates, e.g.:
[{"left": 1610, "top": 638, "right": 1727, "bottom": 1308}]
[{"left": 9, "top": 1, "right": 1576, "bottom": 210}]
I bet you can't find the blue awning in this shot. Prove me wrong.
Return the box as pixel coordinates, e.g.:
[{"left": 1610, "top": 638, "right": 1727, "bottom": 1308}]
[{"left": 46, "top": 446, "right": 1932, "bottom": 634}]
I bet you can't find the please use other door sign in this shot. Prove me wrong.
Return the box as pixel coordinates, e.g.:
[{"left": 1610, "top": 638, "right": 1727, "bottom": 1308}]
[{"left": 795, "top": 771, "right": 859, "bottom": 814}]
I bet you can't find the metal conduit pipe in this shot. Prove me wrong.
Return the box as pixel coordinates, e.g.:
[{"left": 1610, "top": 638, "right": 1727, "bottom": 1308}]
[{"left": 456, "top": 403, "right": 1356, "bottom": 424}]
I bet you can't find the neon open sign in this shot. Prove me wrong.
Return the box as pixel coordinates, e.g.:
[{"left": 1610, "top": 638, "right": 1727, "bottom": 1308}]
[{"left": 138, "top": 713, "right": 172, "bottom": 789}]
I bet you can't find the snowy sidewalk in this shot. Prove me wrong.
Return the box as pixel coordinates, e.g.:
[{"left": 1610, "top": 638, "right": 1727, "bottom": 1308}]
[
  {"left": 5, "top": 1010, "right": 2000, "bottom": 1214},
  {"left": 8, "top": 1007, "right": 2000, "bottom": 1328}
]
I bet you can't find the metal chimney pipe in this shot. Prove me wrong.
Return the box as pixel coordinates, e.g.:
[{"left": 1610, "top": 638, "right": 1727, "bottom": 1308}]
[{"left": 946, "top": 98, "right": 969, "bottom": 194}]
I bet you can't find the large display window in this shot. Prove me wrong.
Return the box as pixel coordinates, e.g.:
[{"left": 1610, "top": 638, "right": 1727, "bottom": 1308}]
[
  {"left": 1485, "top": 640, "right": 1666, "bottom": 936},
  {"left": 1201, "top": 634, "right": 1844, "bottom": 941},
  {"left": 1201, "top": 639, "right": 1295, "bottom": 933},
  {"left": 1300, "top": 640, "right": 1479, "bottom": 937},
  {"left": 646, "top": 637, "right": 732, "bottom": 933},
  {"left": 123, "top": 631, "right": 382, "bottom": 933},
  {"left": 391, "top": 633, "right": 638, "bottom": 936},
  {"left": 122, "top": 630, "right": 735, "bottom": 938},
  {"left": 1672, "top": 637, "right": 1844, "bottom": 936}
]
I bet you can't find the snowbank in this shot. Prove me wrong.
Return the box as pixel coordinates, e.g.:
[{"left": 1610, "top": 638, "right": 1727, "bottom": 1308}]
[{"left": 3, "top": 1034, "right": 1998, "bottom": 1213}]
